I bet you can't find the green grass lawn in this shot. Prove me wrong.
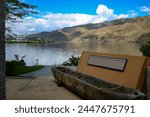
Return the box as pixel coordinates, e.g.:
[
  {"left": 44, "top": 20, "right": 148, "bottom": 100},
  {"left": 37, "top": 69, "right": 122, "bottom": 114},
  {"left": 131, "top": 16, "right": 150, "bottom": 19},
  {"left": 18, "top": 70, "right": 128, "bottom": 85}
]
[{"left": 7, "top": 65, "right": 44, "bottom": 76}]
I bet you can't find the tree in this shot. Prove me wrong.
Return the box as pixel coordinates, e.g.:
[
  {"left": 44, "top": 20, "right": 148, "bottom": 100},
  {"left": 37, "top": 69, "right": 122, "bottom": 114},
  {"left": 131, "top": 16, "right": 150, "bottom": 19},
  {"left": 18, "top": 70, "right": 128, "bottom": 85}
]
[
  {"left": 5, "top": 0, "right": 37, "bottom": 36},
  {"left": 0, "top": 0, "right": 6, "bottom": 99},
  {"left": 5, "top": 0, "right": 37, "bottom": 21},
  {"left": 0, "top": 0, "right": 37, "bottom": 99}
]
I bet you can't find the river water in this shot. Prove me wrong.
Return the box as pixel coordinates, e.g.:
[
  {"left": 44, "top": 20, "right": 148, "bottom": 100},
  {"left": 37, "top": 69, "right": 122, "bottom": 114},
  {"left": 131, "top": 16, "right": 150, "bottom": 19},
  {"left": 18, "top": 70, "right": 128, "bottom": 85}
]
[{"left": 6, "top": 42, "right": 142, "bottom": 66}]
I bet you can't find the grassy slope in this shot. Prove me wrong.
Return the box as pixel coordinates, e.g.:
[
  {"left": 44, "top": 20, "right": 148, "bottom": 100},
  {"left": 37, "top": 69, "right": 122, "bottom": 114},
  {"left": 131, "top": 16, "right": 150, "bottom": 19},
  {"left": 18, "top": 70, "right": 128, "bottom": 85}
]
[{"left": 8, "top": 65, "right": 44, "bottom": 76}]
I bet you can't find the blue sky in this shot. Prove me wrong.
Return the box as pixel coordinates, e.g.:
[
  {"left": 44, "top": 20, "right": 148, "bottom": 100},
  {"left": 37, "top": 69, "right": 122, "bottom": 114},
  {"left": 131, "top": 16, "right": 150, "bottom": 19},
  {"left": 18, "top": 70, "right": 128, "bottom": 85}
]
[
  {"left": 11, "top": 0, "right": 150, "bottom": 34},
  {"left": 24, "top": 0, "right": 150, "bottom": 15}
]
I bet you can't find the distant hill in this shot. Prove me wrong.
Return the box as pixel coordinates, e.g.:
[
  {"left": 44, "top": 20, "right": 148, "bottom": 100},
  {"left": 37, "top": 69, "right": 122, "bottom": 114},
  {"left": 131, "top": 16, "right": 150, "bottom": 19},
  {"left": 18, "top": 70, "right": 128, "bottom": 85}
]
[{"left": 26, "top": 16, "right": 150, "bottom": 43}]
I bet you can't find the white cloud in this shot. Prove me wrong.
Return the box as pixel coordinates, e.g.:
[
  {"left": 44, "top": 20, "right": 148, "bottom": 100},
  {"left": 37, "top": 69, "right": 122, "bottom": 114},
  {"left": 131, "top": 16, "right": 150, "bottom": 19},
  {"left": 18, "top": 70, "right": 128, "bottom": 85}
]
[
  {"left": 28, "top": 28, "right": 36, "bottom": 32},
  {"left": 96, "top": 4, "right": 114, "bottom": 17},
  {"left": 8, "top": 4, "right": 129, "bottom": 35},
  {"left": 140, "top": 6, "right": 150, "bottom": 14},
  {"left": 140, "top": 6, "right": 150, "bottom": 12},
  {"left": 128, "top": 10, "right": 138, "bottom": 17},
  {"left": 43, "top": 13, "right": 95, "bottom": 26}
]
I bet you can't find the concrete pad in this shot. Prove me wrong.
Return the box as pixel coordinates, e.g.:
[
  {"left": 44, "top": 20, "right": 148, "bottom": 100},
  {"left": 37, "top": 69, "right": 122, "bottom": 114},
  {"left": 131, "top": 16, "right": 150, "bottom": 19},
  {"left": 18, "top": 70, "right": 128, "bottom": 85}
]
[
  {"left": 6, "top": 76, "right": 33, "bottom": 91},
  {"left": 6, "top": 76, "right": 81, "bottom": 100},
  {"left": 6, "top": 91, "right": 81, "bottom": 100}
]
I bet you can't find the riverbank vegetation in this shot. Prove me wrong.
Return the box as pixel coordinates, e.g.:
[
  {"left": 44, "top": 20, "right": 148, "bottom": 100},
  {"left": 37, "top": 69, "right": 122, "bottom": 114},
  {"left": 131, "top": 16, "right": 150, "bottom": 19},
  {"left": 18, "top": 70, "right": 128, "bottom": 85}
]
[
  {"left": 6, "top": 55, "right": 44, "bottom": 76},
  {"left": 6, "top": 64, "right": 43, "bottom": 76},
  {"left": 140, "top": 43, "right": 150, "bottom": 57},
  {"left": 5, "top": 39, "right": 50, "bottom": 44},
  {"left": 63, "top": 55, "right": 80, "bottom": 66}
]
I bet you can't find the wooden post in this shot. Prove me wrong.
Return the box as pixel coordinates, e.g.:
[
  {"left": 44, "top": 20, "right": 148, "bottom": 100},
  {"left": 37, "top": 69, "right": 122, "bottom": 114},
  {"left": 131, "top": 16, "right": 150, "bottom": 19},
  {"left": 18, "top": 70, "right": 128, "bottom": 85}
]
[
  {"left": 0, "top": 0, "right": 6, "bottom": 99},
  {"left": 146, "top": 67, "right": 150, "bottom": 100}
]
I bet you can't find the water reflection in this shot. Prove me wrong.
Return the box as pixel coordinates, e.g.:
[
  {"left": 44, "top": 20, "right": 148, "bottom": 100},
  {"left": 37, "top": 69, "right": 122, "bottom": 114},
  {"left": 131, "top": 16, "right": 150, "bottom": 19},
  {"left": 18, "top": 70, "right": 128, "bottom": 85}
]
[{"left": 6, "top": 42, "right": 142, "bottom": 66}]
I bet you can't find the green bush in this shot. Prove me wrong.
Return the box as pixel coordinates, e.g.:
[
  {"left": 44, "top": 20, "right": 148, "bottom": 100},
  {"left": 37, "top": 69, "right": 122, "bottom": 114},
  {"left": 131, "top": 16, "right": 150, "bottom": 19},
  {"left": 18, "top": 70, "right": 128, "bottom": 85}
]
[
  {"left": 63, "top": 55, "right": 80, "bottom": 66},
  {"left": 6, "top": 55, "right": 43, "bottom": 76},
  {"left": 6, "top": 55, "right": 26, "bottom": 75},
  {"left": 140, "top": 43, "right": 150, "bottom": 57},
  {"left": 6, "top": 60, "right": 25, "bottom": 76}
]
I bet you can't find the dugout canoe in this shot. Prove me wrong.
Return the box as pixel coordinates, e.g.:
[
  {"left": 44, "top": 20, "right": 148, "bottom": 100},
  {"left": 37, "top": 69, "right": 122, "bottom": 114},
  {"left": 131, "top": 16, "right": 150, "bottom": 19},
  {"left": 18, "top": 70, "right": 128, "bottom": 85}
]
[{"left": 51, "top": 67, "right": 146, "bottom": 100}]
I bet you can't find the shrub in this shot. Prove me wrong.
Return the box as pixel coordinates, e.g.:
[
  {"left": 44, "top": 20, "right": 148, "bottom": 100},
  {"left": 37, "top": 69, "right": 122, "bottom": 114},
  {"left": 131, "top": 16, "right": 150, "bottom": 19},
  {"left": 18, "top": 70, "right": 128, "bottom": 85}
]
[
  {"left": 14, "top": 54, "right": 26, "bottom": 65},
  {"left": 63, "top": 55, "right": 80, "bottom": 66},
  {"left": 6, "top": 55, "right": 26, "bottom": 75},
  {"left": 140, "top": 43, "right": 150, "bottom": 57}
]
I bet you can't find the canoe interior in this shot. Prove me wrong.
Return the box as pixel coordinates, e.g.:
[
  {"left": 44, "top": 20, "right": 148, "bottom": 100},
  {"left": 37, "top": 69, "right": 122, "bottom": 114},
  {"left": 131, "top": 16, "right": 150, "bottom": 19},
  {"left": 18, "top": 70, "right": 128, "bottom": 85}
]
[{"left": 52, "top": 67, "right": 146, "bottom": 100}]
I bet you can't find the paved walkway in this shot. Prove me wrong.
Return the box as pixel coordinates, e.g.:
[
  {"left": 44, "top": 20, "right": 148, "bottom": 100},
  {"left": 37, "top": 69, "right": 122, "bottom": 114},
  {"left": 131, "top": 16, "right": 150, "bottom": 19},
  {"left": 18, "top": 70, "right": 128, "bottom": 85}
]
[
  {"left": 19, "top": 66, "right": 52, "bottom": 77},
  {"left": 19, "top": 66, "right": 77, "bottom": 77},
  {"left": 6, "top": 66, "right": 81, "bottom": 100}
]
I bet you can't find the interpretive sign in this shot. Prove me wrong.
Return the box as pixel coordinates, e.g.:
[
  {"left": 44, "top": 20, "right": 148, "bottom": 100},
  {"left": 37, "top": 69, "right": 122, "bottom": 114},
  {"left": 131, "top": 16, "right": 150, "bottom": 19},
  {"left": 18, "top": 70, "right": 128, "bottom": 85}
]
[
  {"left": 87, "top": 55, "right": 127, "bottom": 72},
  {"left": 77, "top": 51, "right": 150, "bottom": 90}
]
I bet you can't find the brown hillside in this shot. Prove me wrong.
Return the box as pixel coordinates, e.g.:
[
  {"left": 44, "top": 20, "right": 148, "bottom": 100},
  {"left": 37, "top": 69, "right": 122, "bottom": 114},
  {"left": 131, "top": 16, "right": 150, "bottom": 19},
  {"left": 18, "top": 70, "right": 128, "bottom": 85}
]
[{"left": 27, "top": 16, "right": 150, "bottom": 43}]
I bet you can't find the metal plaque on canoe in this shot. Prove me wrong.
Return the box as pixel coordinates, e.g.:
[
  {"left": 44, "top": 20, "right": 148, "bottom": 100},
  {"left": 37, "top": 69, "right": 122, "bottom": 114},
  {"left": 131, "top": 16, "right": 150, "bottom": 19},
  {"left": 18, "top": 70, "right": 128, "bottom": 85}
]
[{"left": 87, "top": 55, "right": 128, "bottom": 72}]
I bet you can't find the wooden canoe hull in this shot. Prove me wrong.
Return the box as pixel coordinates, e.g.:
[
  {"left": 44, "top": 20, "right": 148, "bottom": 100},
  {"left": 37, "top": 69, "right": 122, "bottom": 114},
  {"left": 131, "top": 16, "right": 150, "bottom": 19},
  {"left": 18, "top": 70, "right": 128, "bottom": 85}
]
[{"left": 51, "top": 67, "right": 146, "bottom": 100}]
